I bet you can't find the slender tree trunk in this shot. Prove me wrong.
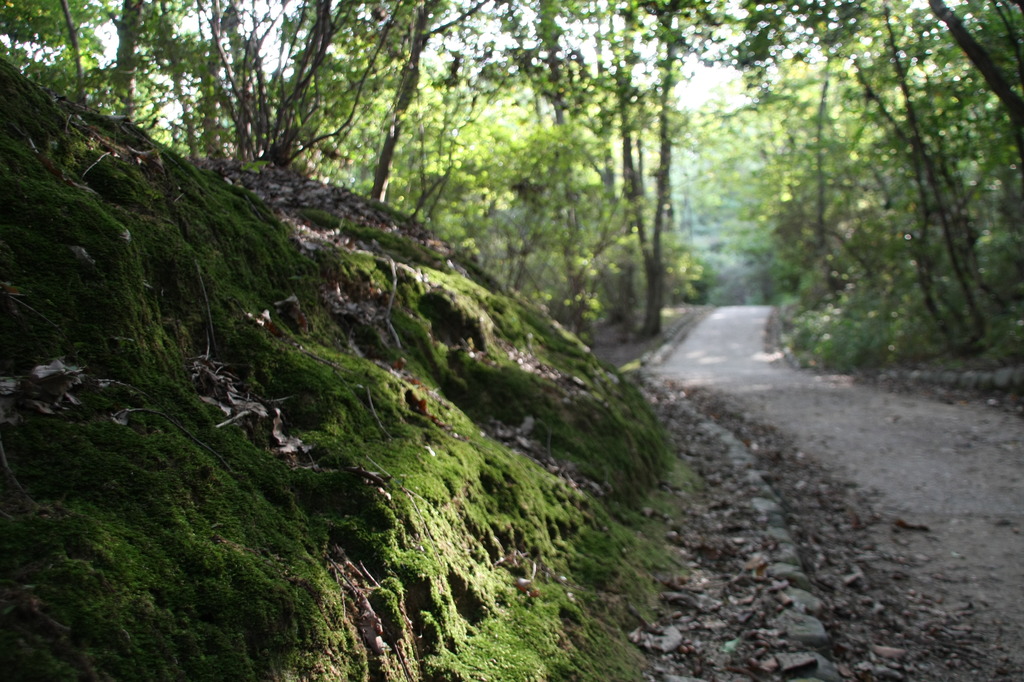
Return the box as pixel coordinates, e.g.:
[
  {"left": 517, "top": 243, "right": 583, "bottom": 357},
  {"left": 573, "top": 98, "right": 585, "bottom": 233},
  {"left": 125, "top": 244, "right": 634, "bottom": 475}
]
[
  {"left": 814, "top": 65, "right": 840, "bottom": 292},
  {"left": 372, "top": 2, "right": 431, "bottom": 202},
  {"left": 884, "top": 8, "right": 986, "bottom": 347},
  {"left": 114, "top": 0, "right": 144, "bottom": 116},
  {"left": 641, "top": 39, "right": 678, "bottom": 337},
  {"left": 59, "top": 0, "right": 85, "bottom": 103}
]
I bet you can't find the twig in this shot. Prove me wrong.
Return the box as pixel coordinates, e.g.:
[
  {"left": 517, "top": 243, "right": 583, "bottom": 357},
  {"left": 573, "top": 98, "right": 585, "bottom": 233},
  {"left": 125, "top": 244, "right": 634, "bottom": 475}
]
[
  {"left": 403, "top": 487, "right": 442, "bottom": 563},
  {"left": 195, "top": 261, "right": 218, "bottom": 358},
  {"left": 97, "top": 378, "right": 158, "bottom": 405},
  {"left": 215, "top": 410, "right": 251, "bottom": 428},
  {"left": 364, "top": 387, "right": 391, "bottom": 440},
  {"left": 384, "top": 256, "right": 402, "bottom": 349},
  {"left": 81, "top": 151, "right": 110, "bottom": 179},
  {"left": 115, "top": 408, "right": 233, "bottom": 472},
  {"left": 357, "top": 561, "right": 382, "bottom": 588},
  {"left": 0, "top": 431, "right": 36, "bottom": 509},
  {"left": 8, "top": 297, "right": 77, "bottom": 362}
]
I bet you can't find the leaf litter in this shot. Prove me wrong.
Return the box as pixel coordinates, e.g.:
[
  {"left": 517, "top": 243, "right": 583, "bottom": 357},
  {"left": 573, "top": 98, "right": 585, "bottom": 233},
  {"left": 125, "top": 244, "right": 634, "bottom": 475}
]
[{"left": 632, "top": 379, "right": 1019, "bottom": 681}]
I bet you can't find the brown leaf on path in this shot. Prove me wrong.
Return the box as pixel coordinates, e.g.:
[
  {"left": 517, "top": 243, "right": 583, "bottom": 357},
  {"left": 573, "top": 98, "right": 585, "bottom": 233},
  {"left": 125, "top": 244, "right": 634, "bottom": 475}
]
[
  {"left": 775, "top": 652, "right": 818, "bottom": 673},
  {"left": 893, "top": 518, "right": 930, "bottom": 531},
  {"left": 629, "top": 624, "right": 684, "bottom": 653},
  {"left": 871, "top": 644, "right": 908, "bottom": 659},
  {"left": 744, "top": 552, "right": 768, "bottom": 576}
]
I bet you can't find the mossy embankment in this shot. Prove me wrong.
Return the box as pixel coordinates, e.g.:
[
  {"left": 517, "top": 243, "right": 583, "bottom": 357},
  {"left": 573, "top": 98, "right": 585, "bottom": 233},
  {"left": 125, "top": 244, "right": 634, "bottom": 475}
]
[{"left": 0, "top": 60, "right": 695, "bottom": 681}]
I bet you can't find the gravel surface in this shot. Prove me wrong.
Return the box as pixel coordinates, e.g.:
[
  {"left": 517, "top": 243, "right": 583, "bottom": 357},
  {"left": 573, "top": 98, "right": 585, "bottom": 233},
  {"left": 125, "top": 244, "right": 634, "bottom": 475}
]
[{"left": 619, "top": 305, "right": 1022, "bottom": 681}]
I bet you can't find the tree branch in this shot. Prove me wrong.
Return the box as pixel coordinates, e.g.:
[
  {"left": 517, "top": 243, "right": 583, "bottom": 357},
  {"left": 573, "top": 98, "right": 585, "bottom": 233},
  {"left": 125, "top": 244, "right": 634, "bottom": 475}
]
[{"left": 930, "top": 0, "right": 1024, "bottom": 128}]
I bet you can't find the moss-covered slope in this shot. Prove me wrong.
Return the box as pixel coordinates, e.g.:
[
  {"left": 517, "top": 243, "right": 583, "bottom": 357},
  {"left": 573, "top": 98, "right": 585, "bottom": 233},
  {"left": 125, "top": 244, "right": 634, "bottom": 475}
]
[{"left": 0, "top": 60, "right": 684, "bottom": 681}]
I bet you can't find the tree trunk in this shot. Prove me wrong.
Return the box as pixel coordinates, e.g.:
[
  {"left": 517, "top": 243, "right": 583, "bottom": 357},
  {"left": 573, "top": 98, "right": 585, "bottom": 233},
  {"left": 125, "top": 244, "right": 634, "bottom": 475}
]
[
  {"left": 372, "top": 2, "right": 431, "bottom": 202},
  {"left": 114, "top": 0, "right": 144, "bottom": 116},
  {"left": 641, "top": 38, "right": 678, "bottom": 338},
  {"left": 59, "top": 0, "right": 85, "bottom": 104},
  {"left": 929, "top": 0, "right": 1024, "bottom": 128},
  {"left": 814, "top": 64, "right": 842, "bottom": 293},
  {"left": 883, "top": 8, "right": 987, "bottom": 347}
]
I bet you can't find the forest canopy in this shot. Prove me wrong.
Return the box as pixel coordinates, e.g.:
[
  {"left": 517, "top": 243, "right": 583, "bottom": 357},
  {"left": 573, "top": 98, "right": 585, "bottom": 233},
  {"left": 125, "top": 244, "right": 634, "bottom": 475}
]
[{"left": 4, "top": 0, "right": 1023, "bottom": 367}]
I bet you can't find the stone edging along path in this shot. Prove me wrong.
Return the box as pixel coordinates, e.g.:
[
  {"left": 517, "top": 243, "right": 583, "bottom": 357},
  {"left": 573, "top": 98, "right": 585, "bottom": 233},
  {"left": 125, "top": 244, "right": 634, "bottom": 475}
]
[
  {"left": 878, "top": 364, "right": 1024, "bottom": 392},
  {"left": 637, "top": 376, "right": 1016, "bottom": 681},
  {"left": 684, "top": 410, "right": 840, "bottom": 682}
]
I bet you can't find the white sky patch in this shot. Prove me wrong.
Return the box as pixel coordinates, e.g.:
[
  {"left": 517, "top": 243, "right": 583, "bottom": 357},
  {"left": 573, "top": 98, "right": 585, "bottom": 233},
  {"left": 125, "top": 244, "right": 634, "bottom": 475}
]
[{"left": 677, "top": 58, "right": 745, "bottom": 110}]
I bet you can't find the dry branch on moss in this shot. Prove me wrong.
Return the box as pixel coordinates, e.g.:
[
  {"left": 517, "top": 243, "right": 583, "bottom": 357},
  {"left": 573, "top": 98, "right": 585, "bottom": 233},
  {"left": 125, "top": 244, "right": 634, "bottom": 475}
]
[{"left": 112, "top": 407, "right": 234, "bottom": 472}]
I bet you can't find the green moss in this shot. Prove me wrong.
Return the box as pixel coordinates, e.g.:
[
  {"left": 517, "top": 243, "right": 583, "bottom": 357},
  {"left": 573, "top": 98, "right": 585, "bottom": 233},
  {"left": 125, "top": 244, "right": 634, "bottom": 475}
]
[{"left": 0, "top": 58, "right": 692, "bottom": 682}]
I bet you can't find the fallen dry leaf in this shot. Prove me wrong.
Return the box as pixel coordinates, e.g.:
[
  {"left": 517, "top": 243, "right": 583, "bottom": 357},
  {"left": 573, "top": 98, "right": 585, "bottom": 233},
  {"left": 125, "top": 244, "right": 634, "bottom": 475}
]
[
  {"left": 871, "top": 644, "right": 908, "bottom": 659},
  {"left": 247, "top": 309, "right": 283, "bottom": 337},
  {"left": 893, "top": 518, "right": 930, "bottom": 532},
  {"left": 274, "top": 294, "right": 309, "bottom": 333}
]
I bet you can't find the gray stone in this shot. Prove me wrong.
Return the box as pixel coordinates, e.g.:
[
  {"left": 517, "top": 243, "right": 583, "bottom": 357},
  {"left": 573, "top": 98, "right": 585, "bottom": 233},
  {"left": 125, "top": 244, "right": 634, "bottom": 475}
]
[
  {"left": 766, "top": 526, "right": 794, "bottom": 544},
  {"left": 958, "top": 371, "right": 978, "bottom": 389},
  {"left": 1013, "top": 365, "right": 1024, "bottom": 389},
  {"left": 777, "top": 610, "right": 830, "bottom": 651},
  {"left": 809, "top": 654, "right": 841, "bottom": 682},
  {"left": 727, "top": 446, "right": 754, "bottom": 466},
  {"left": 767, "top": 562, "right": 813, "bottom": 590},
  {"left": 941, "top": 370, "right": 959, "bottom": 386},
  {"left": 752, "top": 498, "right": 786, "bottom": 528},
  {"left": 785, "top": 587, "right": 824, "bottom": 616},
  {"left": 994, "top": 367, "right": 1015, "bottom": 389},
  {"left": 775, "top": 542, "right": 801, "bottom": 566},
  {"left": 649, "top": 625, "right": 684, "bottom": 653},
  {"left": 746, "top": 470, "right": 778, "bottom": 499},
  {"left": 776, "top": 652, "right": 841, "bottom": 682},
  {"left": 976, "top": 371, "right": 994, "bottom": 390},
  {"left": 775, "top": 652, "right": 817, "bottom": 673},
  {"left": 663, "top": 676, "right": 707, "bottom": 682},
  {"left": 751, "top": 497, "right": 783, "bottom": 515}
]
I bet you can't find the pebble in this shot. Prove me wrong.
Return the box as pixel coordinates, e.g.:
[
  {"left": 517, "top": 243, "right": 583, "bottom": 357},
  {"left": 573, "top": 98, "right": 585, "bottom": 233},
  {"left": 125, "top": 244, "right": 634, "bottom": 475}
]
[
  {"left": 751, "top": 497, "right": 783, "bottom": 515},
  {"left": 767, "top": 562, "right": 813, "bottom": 591},
  {"left": 785, "top": 587, "right": 824, "bottom": 616},
  {"left": 775, "top": 542, "right": 801, "bottom": 565},
  {"left": 776, "top": 610, "right": 831, "bottom": 651}
]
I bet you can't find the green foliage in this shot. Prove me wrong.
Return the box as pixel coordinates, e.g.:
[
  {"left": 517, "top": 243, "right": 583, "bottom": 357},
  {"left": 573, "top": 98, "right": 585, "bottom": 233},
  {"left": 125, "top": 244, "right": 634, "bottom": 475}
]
[{"left": 727, "top": 0, "right": 1024, "bottom": 367}]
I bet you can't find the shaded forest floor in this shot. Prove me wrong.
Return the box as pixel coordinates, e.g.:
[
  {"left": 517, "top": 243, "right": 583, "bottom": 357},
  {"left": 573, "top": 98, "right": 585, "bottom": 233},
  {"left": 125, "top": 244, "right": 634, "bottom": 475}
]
[{"left": 588, "top": 306, "right": 713, "bottom": 371}]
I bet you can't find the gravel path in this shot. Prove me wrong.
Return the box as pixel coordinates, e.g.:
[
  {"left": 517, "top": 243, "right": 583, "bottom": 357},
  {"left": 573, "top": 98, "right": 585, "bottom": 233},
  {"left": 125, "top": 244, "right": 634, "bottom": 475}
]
[{"left": 638, "top": 305, "right": 1023, "bottom": 681}]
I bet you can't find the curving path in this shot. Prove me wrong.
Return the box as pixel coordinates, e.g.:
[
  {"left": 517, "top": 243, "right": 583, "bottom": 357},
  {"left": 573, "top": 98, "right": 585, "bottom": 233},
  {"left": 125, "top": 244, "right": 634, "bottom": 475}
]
[{"left": 652, "top": 305, "right": 1024, "bottom": 671}]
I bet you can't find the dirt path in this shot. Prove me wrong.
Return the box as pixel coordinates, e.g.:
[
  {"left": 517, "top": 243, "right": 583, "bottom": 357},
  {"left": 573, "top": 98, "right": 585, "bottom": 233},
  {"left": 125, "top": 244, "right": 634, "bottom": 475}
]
[{"left": 646, "top": 305, "right": 1024, "bottom": 680}]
